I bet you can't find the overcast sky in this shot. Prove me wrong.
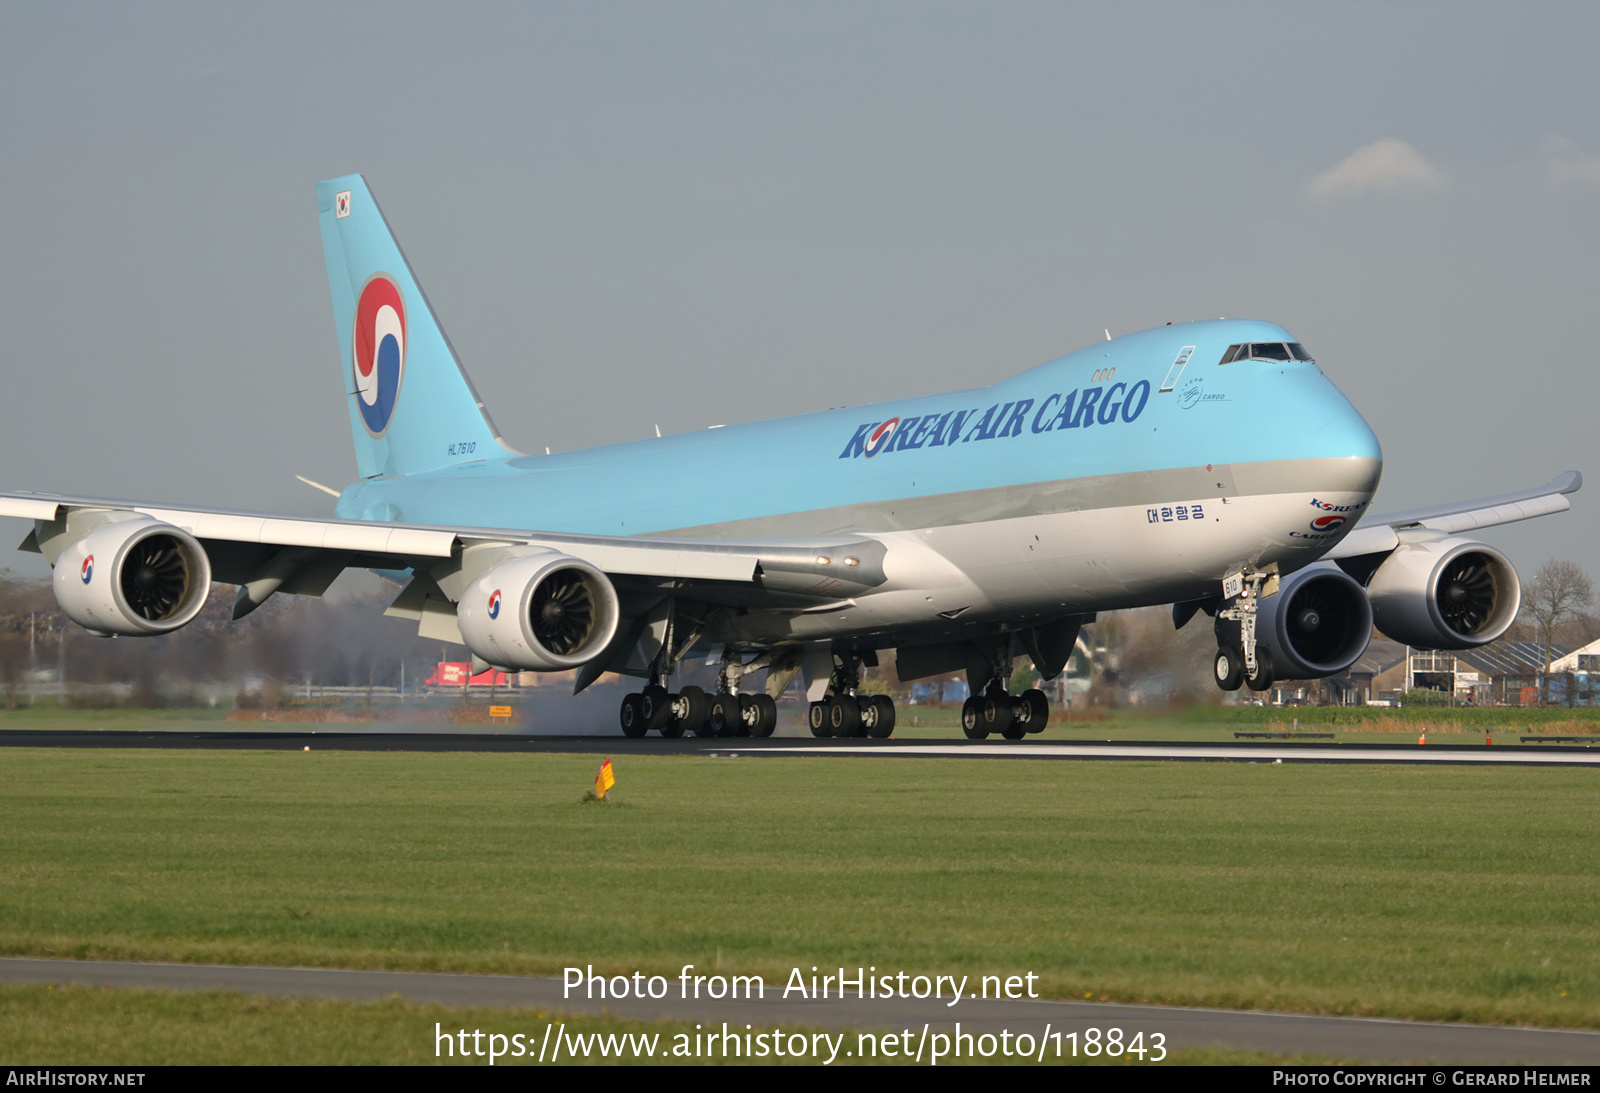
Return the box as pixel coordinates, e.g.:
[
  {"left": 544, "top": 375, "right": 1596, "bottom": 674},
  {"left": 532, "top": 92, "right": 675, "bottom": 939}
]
[{"left": 2, "top": 2, "right": 1598, "bottom": 594}]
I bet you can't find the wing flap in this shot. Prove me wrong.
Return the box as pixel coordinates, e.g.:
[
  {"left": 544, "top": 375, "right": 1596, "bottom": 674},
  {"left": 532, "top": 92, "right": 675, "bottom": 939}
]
[
  {"left": 0, "top": 497, "right": 62, "bottom": 521},
  {"left": 556, "top": 542, "right": 758, "bottom": 583}
]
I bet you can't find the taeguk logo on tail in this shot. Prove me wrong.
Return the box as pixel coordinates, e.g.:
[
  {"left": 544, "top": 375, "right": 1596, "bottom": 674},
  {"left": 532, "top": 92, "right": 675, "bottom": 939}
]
[{"left": 352, "top": 274, "right": 407, "bottom": 436}]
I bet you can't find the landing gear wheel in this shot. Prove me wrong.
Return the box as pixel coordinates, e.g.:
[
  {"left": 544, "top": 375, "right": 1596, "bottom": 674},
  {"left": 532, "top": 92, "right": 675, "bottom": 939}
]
[
  {"left": 1001, "top": 696, "right": 1027, "bottom": 740},
  {"left": 1213, "top": 646, "right": 1244, "bottom": 692},
  {"left": 677, "top": 685, "right": 712, "bottom": 737},
  {"left": 734, "top": 695, "right": 756, "bottom": 737},
  {"left": 961, "top": 696, "right": 987, "bottom": 739},
  {"left": 982, "top": 692, "right": 1014, "bottom": 737},
  {"left": 827, "top": 694, "right": 862, "bottom": 738},
  {"left": 619, "top": 693, "right": 647, "bottom": 738},
  {"left": 1245, "top": 654, "right": 1275, "bottom": 692},
  {"left": 864, "top": 695, "right": 896, "bottom": 738},
  {"left": 808, "top": 701, "right": 832, "bottom": 738},
  {"left": 748, "top": 693, "right": 778, "bottom": 737},
  {"left": 1015, "top": 688, "right": 1050, "bottom": 734},
  {"left": 640, "top": 684, "right": 672, "bottom": 731},
  {"left": 708, "top": 693, "right": 741, "bottom": 737}
]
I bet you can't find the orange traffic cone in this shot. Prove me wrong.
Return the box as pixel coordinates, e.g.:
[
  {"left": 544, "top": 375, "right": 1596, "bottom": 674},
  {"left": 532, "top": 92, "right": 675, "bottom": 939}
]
[{"left": 1418, "top": 731, "right": 1427, "bottom": 746}]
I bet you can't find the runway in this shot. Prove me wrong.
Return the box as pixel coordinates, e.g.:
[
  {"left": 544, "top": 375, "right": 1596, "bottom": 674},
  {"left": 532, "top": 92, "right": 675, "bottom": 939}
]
[
  {"left": 3, "top": 957, "right": 1597, "bottom": 1064},
  {"left": 2, "top": 729, "right": 1599, "bottom": 765}
]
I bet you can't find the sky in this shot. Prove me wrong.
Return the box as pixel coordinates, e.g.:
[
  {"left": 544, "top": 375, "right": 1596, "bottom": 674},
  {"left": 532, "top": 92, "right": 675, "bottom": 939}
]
[{"left": 2, "top": 2, "right": 1598, "bottom": 599}]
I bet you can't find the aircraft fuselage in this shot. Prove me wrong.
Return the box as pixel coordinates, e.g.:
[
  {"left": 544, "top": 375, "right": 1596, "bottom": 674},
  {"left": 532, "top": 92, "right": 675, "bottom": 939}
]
[{"left": 335, "top": 318, "right": 1381, "bottom": 649}]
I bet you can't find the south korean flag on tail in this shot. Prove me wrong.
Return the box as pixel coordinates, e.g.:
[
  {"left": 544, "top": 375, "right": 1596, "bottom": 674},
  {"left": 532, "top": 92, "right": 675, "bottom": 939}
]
[{"left": 335, "top": 190, "right": 351, "bottom": 218}]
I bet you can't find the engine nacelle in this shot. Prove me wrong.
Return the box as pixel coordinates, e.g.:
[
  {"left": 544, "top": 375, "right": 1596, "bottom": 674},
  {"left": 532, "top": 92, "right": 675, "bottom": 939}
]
[
  {"left": 1257, "top": 566, "right": 1374, "bottom": 680},
  {"left": 456, "top": 553, "right": 620, "bottom": 671},
  {"left": 1366, "top": 537, "right": 1519, "bottom": 649},
  {"left": 52, "top": 518, "right": 213, "bottom": 636}
]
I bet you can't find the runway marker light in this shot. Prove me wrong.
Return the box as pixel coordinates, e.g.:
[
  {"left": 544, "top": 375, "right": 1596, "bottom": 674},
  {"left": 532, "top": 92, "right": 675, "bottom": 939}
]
[{"left": 595, "top": 758, "right": 616, "bottom": 800}]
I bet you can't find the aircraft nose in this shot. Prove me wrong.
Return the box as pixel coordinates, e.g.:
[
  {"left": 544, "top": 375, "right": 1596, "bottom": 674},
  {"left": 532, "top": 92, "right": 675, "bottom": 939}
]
[{"left": 1313, "top": 399, "right": 1383, "bottom": 490}]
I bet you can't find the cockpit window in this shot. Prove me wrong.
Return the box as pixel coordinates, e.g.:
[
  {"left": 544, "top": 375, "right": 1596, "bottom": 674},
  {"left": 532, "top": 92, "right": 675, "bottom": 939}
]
[{"left": 1218, "top": 342, "right": 1313, "bottom": 364}]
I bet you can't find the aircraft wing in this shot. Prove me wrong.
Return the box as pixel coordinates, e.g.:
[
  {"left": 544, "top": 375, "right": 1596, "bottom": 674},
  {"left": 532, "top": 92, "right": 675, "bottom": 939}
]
[
  {"left": 0, "top": 490, "right": 887, "bottom": 603},
  {"left": 1324, "top": 471, "right": 1582, "bottom": 560}
]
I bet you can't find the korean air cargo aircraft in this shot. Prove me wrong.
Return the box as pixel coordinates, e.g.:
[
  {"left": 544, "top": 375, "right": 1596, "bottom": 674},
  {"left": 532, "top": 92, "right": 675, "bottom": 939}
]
[{"left": 1, "top": 175, "right": 1580, "bottom": 739}]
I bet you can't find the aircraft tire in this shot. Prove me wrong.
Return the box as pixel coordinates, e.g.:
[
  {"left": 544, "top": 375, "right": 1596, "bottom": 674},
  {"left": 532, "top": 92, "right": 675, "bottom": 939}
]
[
  {"left": 709, "top": 693, "right": 740, "bottom": 737},
  {"left": 1214, "top": 646, "right": 1244, "bottom": 691},
  {"left": 961, "top": 696, "right": 987, "bottom": 739},
  {"left": 1245, "top": 655, "right": 1275, "bottom": 692},
  {"left": 734, "top": 694, "right": 756, "bottom": 737},
  {"left": 640, "top": 684, "right": 673, "bottom": 731},
  {"left": 749, "top": 693, "right": 778, "bottom": 737},
  {"left": 808, "top": 701, "right": 832, "bottom": 737},
  {"left": 678, "top": 685, "right": 712, "bottom": 736},
  {"left": 981, "top": 692, "right": 1014, "bottom": 736},
  {"left": 827, "top": 694, "right": 862, "bottom": 737},
  {"left": 1017, "top": 689, "right": 1050, "bottom": 733},
  {"left": 865, "top": 695, "right": 895, "bottom": 738},
  {"left": 619, "top": 693, "right": 648, "bottom": 738}
]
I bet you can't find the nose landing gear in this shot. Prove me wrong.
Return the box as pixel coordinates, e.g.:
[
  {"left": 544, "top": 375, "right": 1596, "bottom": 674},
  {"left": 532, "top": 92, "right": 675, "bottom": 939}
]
[{"left": 1213, "top": 568, "right": 1277, "bottom": 694}]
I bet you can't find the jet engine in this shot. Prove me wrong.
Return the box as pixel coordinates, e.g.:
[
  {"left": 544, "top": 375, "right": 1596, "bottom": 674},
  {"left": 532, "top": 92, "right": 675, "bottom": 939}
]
[
  {"left": 52, "top": 518, "right": 213, "bottom": 636},
  {"left": 456, "top": 553, "right": 621, "bottom": 671},
  {"left": 1257, "top": 566, "right": 1374, "bottom": 680},
  {"left": 1365, "top": 538, "right": 1519, "bottom": 649}
]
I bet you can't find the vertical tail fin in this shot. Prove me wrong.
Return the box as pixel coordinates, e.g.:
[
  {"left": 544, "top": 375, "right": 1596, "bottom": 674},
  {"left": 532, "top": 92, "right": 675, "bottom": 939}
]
[{"left": 315, "top": 174, "right": 514, "bottom": 479}]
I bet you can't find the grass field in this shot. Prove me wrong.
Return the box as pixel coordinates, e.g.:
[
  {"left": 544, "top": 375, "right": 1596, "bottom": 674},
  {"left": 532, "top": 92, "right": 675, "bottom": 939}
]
[
  {"left": 0, "top": 984, "right": 1322, "bottom": 1066},
  {"left": 1, "top": 744, "right": 1596, "bottom": 1038}
]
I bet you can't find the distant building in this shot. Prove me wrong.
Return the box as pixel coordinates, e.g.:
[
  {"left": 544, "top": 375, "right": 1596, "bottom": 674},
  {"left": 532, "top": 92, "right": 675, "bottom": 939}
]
[
  {"left": 1360, "top": 640, "right": 1562, "bottom": 706},
  {"left": 1544, "top": 639, "right": 1600, "bottom": 706},
  {"left": 426, "top": 662, "right": 509, "bottom": 688},
  {"left": 1325, "top": 638, "right": 1407, "bottom": 705}
]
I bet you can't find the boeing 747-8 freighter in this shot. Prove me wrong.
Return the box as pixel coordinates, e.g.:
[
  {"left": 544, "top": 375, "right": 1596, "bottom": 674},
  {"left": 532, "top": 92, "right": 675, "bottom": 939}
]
[{"left": 0, "top": 175, "right": 1578, "bottom": 738}]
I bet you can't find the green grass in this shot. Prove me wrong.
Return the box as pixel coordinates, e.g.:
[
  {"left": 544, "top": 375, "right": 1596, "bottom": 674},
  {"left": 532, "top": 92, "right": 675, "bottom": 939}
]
[
  {"left": 1, "top": 747, "right": 1597, "bottom": 1031},
  {"left": 0, "top": 984, "right": 1330, "bottom": 1065}
]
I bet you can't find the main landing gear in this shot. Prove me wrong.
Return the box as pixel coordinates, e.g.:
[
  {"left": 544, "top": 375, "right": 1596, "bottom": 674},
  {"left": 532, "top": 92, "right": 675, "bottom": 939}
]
[
  {"left": 619, "top": 648, "right": 779, "bottom": 738},
  {"left": 807, "top": 652, "right": 896, "bottom": 738},
  {"left": 955, "top": 638, "right": 1050, "bottom": 740},
  {"left": 1212, "top": 568, "right": 1274, "bottom": 694},
  {"left": 960, "top": 683, "right": 1049, "bottom": 740}
]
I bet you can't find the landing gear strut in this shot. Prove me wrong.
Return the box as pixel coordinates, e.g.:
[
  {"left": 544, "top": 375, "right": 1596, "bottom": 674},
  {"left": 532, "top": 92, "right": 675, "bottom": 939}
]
[{"left": 1213, "top": 568, "right": 1276, "bottom": 694}]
